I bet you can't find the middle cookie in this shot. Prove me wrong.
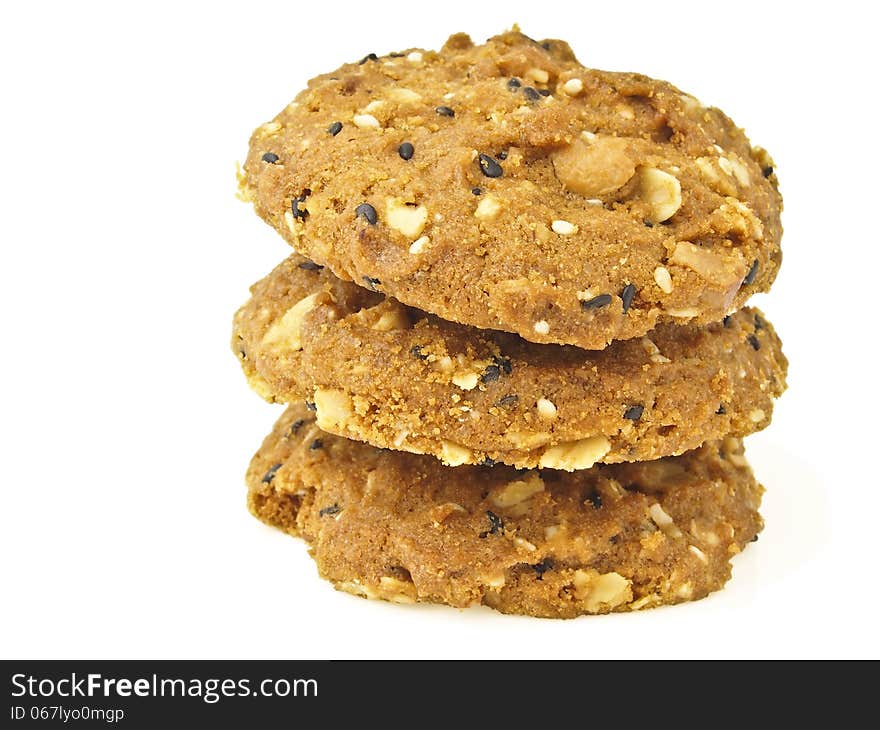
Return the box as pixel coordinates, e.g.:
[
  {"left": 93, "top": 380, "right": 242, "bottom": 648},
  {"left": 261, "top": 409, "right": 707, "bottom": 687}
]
[{"left": 234, "top": 255, "right": 787, "bottom": 470}]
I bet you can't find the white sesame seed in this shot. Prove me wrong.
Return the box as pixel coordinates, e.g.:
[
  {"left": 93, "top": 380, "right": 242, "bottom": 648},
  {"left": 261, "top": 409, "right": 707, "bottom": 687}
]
[
  {"left": 409, "top": 236, "right": 430, "bottom": 254},
  {"left": 562, "top": 78, "right": 583, "bottom": 96},
  {"left": 749, "top": 408, "right": 765, "bottom": 423},
  {"left": 689, "top": 545, "right": 709, "bottom": 563},
  {"left": 649, "top": 503, "right": 674, "bottom": 527},
  {"left": 352, "top": 114, "right": 380, "bottom": 129},
  {"left": 551, "top": 219, "right": 578, "bottom": 235},
  {"left": 536, "top": 398, "right": 558, "bottom": 420},
  {"left": 533, "top": 320, "right": 550, "bottom": 335},
  {"left": 363, "top": 100, "right": 385, "bottom": 113},
  {"left": 653, "top": 266, "right": 673, "bottom": 294},
  {"left": 406, "top": 51, "right": 423, "bottom": 63},
  {"left": 526, "top": 67, "right": 550, "bottom": 84}
]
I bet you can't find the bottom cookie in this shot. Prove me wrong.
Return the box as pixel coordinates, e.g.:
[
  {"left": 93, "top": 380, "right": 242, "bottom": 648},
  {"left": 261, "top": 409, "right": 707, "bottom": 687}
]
[{"left": 247, "top": 404, "right": 763, "bottom": 618}]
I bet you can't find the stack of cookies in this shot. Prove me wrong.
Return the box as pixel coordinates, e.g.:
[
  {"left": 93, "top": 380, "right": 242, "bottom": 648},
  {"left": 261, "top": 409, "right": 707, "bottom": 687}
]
[{"left": 232, "top": 30, "right": 787, "bottom": 618}]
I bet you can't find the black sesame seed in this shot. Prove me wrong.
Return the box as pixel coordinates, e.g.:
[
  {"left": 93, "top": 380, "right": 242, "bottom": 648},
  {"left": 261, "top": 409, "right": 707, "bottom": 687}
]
[
  {"left": 309, "top": 439, "right": 323, "bottom": 450},
  {"left": 398, "top": 142, "right": 414, "bottom": 160},
  {"left": 358, "top": 53, "right": 378, "bottom": 65},
  {"left": 327, "top": 121, "right": 343, "bottom": 136},
  {"left": 471, "top": 187, "right": 482, "bottom": 195},
  {"left": 586, "top": 491, "right": 603, "bottom": 509},
  {"left": 298, "top": 260, "right": 324, "bottom": 271},
  {"left": 479, "top": 456, "right": 497, "bottom": 467},
  {"left": 754, "top": 313, "right": 766, "bottom": 330},
  {"left": 507, "top": 77, "right": 522, "bottom": 90},
  {"left": 581, "top": 293, "right": 613, "bottom": 310},
  {"left": 289, "top": 418, "right": 307, "bottom": 434},
  {"left": 291, "top": 190, "right": 311, "bottom": 220},
  {"left": 541, "top": 41, "right": 552, "bottom": 51},
  {"left": 538, "top": 88, "right": 551, "bottom": 97},
  {"left": 497, "top": 394, "right": 519, "bottom": 407},
  {"left": 743, "top": 259, "right": 759, "bottom": 286},
  {"left": 522, "top": 86, "right": 541, "bottom": 101},
  {"left": 496, "top": 150, "right": 508, "bottom": 160},
  {"left": 410, "top": 345, "right": 428, "bottom": 360},
  {"left": 355, "top": 202, "right": 378, "bottom": 224},
  {"left": 644, "top": 220, "right": 654, "bottom": 228},
  {"left": 751, "top": 533, "right": 760, "bottom": 542},
  {"left": 748, "top": 334, "right": 761, "bottom": 351},
  {"left": 621, "top": 283, "right": 637, "bottom": 314},
  {"left": 532, "top": 558, "right": 553, "bottom": 579},
  {"left": 723, "top": 315, "right": 732, "bottom": 328},
  {"left": 319, "top": 504, "right": 341, "bottom": 517},
  {"left": 261, "top": 152, "right": 279, "bottom": 164},
  {"left": 389, "top": 52, "right": 405, "bottom": 58},
  {"left": 435, "top": 105, "right": 455, "bottom": 117},
  {"left": 261, "top": 463, "right": 282, "bottom": 484},
  {"left": 716, "top": 404, "right": 727, "bottom": 415},
  {"left": 481, "top": 364, "right": 501, "bottom": 383},
  {"left": 305, "top": 401, "right": 317, "bottom": 412},
  {"left": 762, "top": 166, "right": 774, "bottom": 178},
  {"left": 493, "top": 356, "right": 512, "bottom": 375},
  {"left": 479, "top": 510, "right": 504, "bottom": 538},
  {"left": 478, "top": 153, "right": 503, "bottom": 178},
  {"left": 624, "top": 404, "right": 644, "bottom": 421},
  {"left": 362, "top": 275, "right": 382, "bottom": 290}
]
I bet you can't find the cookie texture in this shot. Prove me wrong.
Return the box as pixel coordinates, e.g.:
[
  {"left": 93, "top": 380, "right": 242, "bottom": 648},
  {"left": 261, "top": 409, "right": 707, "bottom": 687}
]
[
  {"left": 240, "top": 30, "right": 782, "bottom": 349},
  {"left": 233, "top": 255, "right": 788, "bottom": 469},
  {"left": 248, "top": 404, "right": 763, "bottom": 618}
]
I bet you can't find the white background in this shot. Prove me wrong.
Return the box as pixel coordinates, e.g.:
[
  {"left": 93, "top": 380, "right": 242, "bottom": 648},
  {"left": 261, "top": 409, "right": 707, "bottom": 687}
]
[{"left": 2, "top": 1, "right": 878, "bottom": 660}]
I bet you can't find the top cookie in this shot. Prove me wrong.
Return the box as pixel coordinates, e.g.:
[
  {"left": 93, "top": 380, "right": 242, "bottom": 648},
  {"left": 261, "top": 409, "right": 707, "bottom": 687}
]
[{"left": 241, "top": 30, "right": 782, "bottom": 349}]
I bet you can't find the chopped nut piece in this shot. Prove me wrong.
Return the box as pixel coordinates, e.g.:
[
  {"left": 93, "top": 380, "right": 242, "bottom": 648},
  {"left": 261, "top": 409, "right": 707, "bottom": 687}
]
[
  {"left": 638, "top": 167, "right": 682, "bottom": 222},
  {"left": 385, "top": 198, "right": 428, "bottom": 238},
  {"left": 440, "top": 440, "right": 473, "bottom": 466},
  {"left": 536, "top": 398, "right": 558, "bottom": 420},
  {"left": 451, "top": 372, "right": 479, "bottom": 390},
  {"left": 653, "top": 266, "right": 673, "bottom": 294},
  {"left": 641, "top": 337, "right": 671, "bottom": 364},
  {"left": 377, "top": 576, "right": 417, "bottom": 604},
  {"left": 313, "top": 388, "right": 354, "bottom": 430},
  {"left": 491, "top": 472, "right": 545, "bottom": 513},
  {"left": 551, "top": 135, "right": 635, "bottom": 197},
  {"left": 474, "top": 194, "right": 502, "bottom": 221},
  {"left": 370, "top": 304, "right": 411, "bottom": 332},
  {"left": 539, "top": 436, "right": 611, "bottom": 471},
  {"left": 572, "top": 569, "right": 632, "bottom": 612},
  {"left": 261, "top": 292, "right": 323, "bottom": 351},
  {"left": 749, "top": 408, "right": 765, "bottom": 423}
]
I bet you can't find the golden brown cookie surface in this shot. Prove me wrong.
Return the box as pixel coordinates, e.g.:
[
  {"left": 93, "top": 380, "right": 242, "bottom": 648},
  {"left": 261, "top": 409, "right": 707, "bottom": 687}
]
[
  {"left": 240, "top": 30, "right": 782, "bottom": 349},
  {"left": 233, "top": 255, "right": 788, "bottom": 469},
  {"left": 249, "top": 404, "right": 763, "bottom": 618}
]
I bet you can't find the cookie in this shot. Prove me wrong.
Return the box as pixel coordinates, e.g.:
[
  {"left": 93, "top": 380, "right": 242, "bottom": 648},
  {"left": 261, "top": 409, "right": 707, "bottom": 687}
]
[
  {"left": 248, "top": 404, "right": 763, "bottom": 618},
  {"left": 233, "top": 255, "right": 787, "bottom": 470},
  {"left": 239, "top": 29, "right": 782, "bottom": 349}
]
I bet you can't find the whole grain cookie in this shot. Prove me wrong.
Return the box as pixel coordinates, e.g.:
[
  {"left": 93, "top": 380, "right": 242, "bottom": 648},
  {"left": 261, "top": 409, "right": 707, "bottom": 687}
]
[
  {"left": 249, "top": 404, "right": 763, "bottom": 618},
  {"left": 233, "top": 255, "right": 787, "bottom": 470},
  {"left": 239, "top": 29, "right": 782, "bottom": 349}
]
